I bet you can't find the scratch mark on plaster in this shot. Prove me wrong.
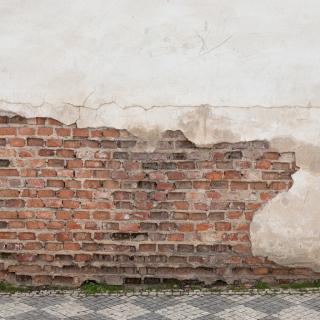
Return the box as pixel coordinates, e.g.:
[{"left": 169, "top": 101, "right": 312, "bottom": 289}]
[{"left": 199, "top": 35, "right": 233, "bottom": 56}]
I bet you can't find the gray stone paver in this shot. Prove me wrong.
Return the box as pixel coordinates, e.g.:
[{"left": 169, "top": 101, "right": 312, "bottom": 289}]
[{"left": 0, "top": 291, "right": 320, "bottom": 319}]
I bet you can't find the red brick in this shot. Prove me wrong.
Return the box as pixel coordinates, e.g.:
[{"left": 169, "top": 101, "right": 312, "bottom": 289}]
[
  {"left": 167, "top": 171, "right": 185, "bottom": 180},
  {"left": 68, "top": 218, "right": 83, "bottom": 230},
  {"left": 47, "top": 139, "right": 62, "bottom": 147},
  {"left": 206, "top": 191, "right": 221, "bottom": 199},
  {"left": 0, "top": 189, "right": 20, "bottom": 197},
  {"left": 0, "top": 232, "right": 17, "bottom": 239},
  {"left": 227, "top": 211, "right": 242, "bottom": 219},
  {"left": 205, "top": 171, "right": 223, "bottom": 180},
  {"left": 260, "top": 192, "right": 273, "bottom": 201},
  {"left": 174, "top": 201, "right": 189, "bottom": 210},
  {"left": 120, "top": 223, "right": 139, "bottom": 232},
  {"left": 35, "top": 211, "right": 53, "bottom": 219},
  {"left": 37, "top": 127, "right": 53, "bottom": 136},
  {"left": 27, "top": 221, "right": 46, "bottom": 229},
  {"left": 156, "top": 182, "right": 174, "bottom": 190},
  {"left": 73, "top": 128, "right": 89, "bottom": 137},
  {"left": 67, "top": 160, "right": 83, "bottom": 168},
  {"left": 27, "top": 138, "right": 44, "bottom": 146},
  {"left": 8, "top": 221, "right": 25, "bottom": 228},
  {"left": 47, "top": 221, "right": 64, "bottom": 229},
  {"left": 215, "top": 222, "right": 231, "bottom": 231},
  {"left": 0, "top": 128, "right": 16, "bottom": 135},
  {"left": 47, "top": 118, "right": 62, "bottom": 125},
  {"left": 102, "top": 128, "right": 120, "bottom": 138},
  {"left": 92, "top": 211, "right": 110, "bottom": 220},
  {"left": 269, "top": 181, "right": 287, "bottom": 190},
  {"left": 18, "top": 232, "right": 36, "bottom": 240},
  {"left": 62, "top": 200, "right": 80, "bottom": 209},
  {"left": 64, "top": 140, "right": 81, "bottom": 148},
  {"left": 139, "top": 244, "right": 156, "bottom": 252},
  {"left": 83, "top": 180, "right": 102, "bottom": 189},
  {"left": 38, "top": 233, "right": 55, "bottom": 241},
  {"left": 255, "top": 160, "right": 271, "bottom": 169},
  {"left": 64, "top": 242, "right": 81, "bottom": 250},
  {"left": 46, "top": 243, "right": 63, "bottom": 251},
  {"left": 178, "top": 223, "right": 194, "bottom": 232},
  {"left": 253, "top": 267, "right": 269, "bottom": 275},
  {"left": 196, "top": 223, "right": 211, "bottom": 231},
  {"left": 0, "top": 211, "right": 18, "bottom": 219},
  {"left": 232, "top": 244, "right": 251, "bottom": 254},
  {"left": 56, "top": 149, "right": 74, "bottom": 158},
  {"left": 224, "top": 170, "right": 241, "bottom": 179},
  {"left": 94, "top": 151, "right": 111, "bottom": 159},
  {"left": 26, "top": 179, "right": 45, "bottom": 188},
  {"left": 230, "top": 181, "right": 248, "bottom": 190},
  {"left": 235, "top": 223, "right": 249, "bottom": 231},
  {"left": 47, "top": 179, "right": 65, "bottom": 188},
  {"left": 168, "top": 233, "right": 184, "bottom": 241},
  {"left": 18, "top": 150, "right": 33, "bottom": 157},
  {"left": 56, "top": 232, "right": 72, "bottom": 241},
  {"left": 250, "top": 182, "right": 268, "bottom": 190},
  {"left": 262, "top": 152, "right": 280, "bottom": 160},
  {"left": 18, "top": 127, "right": 35, "bottom": 135},
  {"left": 57, "top": 189, "right": 74, "bottom": 199},
  {"left": 48, "top": 159, "right": 65, "bottom": 167},
  {"left": 56, "top": 128, "right": 71, "bottom": 136},
  {"left": 75, "top": 254, "right": 91, "bottom": 262},
  {"left": 0, "top": 169, "right": 19, "bottom": 176},
  {"left": 9, "top": 138, "right": 25, "bottom": 147},
  {"left": 193, "top": 181, "right": 210, "bottom": 189},
  {"left": 85, "top": 160, "right": 104, "bottom": 168}
]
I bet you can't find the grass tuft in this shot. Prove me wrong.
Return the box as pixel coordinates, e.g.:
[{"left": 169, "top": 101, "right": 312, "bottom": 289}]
[
  {"left": 280, "top": 281, "right": 320, "bottom": 290},
  {"left": 0, "top": 282, "right": 30, "bottom": 293},
  {"left": 80, "top": 282, "right": 124, "bottom": 294},
  {"left": 255, "top": 282, "right": 270, "bottom": 290}
]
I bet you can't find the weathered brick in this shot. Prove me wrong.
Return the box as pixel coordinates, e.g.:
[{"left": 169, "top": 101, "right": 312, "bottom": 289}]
[{"left": 0, "top": 119, "right": 301, "bottom": 287}]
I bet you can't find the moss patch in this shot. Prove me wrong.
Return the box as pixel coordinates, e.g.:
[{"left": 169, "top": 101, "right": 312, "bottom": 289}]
[
  {"left": 280, "top": 281, "right": 320, "bottom": 290},
  {"left": 80, "top": 282, "right": 124, "bottom": 294},
  {"left": 0, "top": 282, "right": 31, "bottom": 293}
]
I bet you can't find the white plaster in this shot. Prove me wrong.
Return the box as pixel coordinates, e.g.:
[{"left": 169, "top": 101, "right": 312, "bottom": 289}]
[{"left": 0, "top": 0, "right": 320, "bottom": 107}]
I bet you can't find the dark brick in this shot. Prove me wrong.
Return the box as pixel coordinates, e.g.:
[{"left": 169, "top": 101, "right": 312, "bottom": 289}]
[{"left": 0, "top": 160, "right": 10, "bottom": 167}]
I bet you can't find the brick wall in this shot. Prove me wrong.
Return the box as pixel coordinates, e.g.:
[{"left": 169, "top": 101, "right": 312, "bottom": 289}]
[{"left": 0, "top": 116, "right": 318, "bottom": 287}]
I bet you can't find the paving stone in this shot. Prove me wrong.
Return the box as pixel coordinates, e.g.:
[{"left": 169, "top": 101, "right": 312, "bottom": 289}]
[{"left": 0, "top": 292, "right": 319, "bottom": 319}]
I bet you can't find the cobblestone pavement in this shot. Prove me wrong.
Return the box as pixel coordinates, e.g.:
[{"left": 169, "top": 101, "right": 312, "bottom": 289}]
[{"left": 0, "top": 291, "right": 319, "bottom": 319}]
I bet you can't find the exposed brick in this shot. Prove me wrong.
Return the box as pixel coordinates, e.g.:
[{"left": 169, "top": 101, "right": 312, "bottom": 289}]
[
  {"left": 262, "top": 152, "right": 280, "bottom": 160},
  {"left": 73, "top": 128, "right": 89, "bottom": 137},
  {"left": 215, "top": 222, "right": 231, "bottom": 231},
  {"left": 27, "top": 138, "right": 44, "bottom": 146},
  {"left": 9, "top": 138, "right": 25, "bottom": 147},
  {"left": 205, "top": 171, "right": 224, "bottom": 180},
  {"left": 0, "top": 118, "right": 303, "bottom": 287},
  {"left": 0, "top": 128, "right": 16, "bottom": 135}
]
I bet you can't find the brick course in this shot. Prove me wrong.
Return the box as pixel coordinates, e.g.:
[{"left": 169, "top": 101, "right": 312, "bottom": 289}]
[{"left": 0, "top": 115, "right": 318, "bottom": 287}]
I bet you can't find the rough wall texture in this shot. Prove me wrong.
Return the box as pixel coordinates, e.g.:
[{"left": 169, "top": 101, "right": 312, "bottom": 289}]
[
  {"left": 0, "top": 116, "right": 318, "bottom": 287},
  {"left": 1, "top": 1, "right": 320, "bottom": 282}
]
